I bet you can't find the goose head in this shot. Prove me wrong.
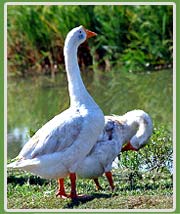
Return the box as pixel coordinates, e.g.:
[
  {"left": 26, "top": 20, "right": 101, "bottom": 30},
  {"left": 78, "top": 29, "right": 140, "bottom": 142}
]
[{"left": 64, "top": 25, "right": 97, "bottom": 50}]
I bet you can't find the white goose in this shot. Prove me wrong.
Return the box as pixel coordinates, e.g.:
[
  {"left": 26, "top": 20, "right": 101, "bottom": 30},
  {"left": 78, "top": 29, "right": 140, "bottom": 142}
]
[
  {"left": 56, "top": 109, "right": 153, "bottom": 193},
  {"left": 8, "top": 26, "right": 105, "bottom": 199}
]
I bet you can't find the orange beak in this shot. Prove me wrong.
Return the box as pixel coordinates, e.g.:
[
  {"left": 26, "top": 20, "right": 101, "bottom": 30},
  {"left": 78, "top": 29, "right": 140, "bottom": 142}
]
[
  {"left": 84, "top": 28, "right": 97, "bottom": 39},
  {"left": 121, "top": 141, "right": 138, "bottom": 152}
]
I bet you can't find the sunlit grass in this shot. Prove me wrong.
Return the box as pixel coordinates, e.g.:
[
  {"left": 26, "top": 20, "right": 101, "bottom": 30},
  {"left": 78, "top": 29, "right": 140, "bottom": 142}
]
[{"left": 7, "top": 168, "right": 173, "bottom": 209}]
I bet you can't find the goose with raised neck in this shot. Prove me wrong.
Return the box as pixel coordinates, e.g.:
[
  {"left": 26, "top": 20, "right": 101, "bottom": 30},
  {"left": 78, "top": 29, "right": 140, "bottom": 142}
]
[
  {"left": 64, "top": 26, "right": 98, "bottom": 108},
  {"left": 7, "top": 26, "right": 105, "bottom": 199}
]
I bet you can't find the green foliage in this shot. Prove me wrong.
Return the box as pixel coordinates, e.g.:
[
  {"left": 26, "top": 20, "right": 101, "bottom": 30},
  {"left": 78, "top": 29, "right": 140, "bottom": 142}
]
[
  {"left": 121, "top": 6, "right": 173, "bottom": 72},
  {"left": 7, "top": 5, "right": 173, "bottom": 75},
  {"left": 120, "top": 124, "right": 173, "bottom": 173},
  {"left": 115, "top": 124, "right": 173, "bottom": 191}
]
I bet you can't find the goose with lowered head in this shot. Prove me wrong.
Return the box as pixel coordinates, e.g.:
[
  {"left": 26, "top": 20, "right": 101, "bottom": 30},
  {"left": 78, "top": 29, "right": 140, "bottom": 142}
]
[
  {"left": 56, "top": 110, "right": 153, "bottom": 194},
  {"left": 7, "top": 26, "right": 105, "bottom": 199}
]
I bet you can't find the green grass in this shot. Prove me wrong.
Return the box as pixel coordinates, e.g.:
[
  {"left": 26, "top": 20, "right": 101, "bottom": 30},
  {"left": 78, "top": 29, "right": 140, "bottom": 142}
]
[{"left": 7, "top": 169, "right": 173, "bottom": 209}]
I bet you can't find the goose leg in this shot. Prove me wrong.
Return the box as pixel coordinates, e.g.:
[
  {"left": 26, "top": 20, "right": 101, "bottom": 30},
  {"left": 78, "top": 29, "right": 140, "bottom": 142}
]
[
  {"left": 93, "top": 178, "right": 103, "bottom": 190},
  {"left": 69, "top": 173, "right": 93, "bottom": 199},
  {"left": 69, "top": 173, "right": 78, "bottom": 198},
  {"left": 105, "top": 171, "right": 115, "bottom": 191},
  {"left": 56, "top": 178, "right": 68, "bottom": 198}
]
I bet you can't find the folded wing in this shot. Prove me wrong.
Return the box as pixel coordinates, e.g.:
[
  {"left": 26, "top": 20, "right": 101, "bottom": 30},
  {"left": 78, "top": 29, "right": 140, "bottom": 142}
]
[{"left": 18, "top": 109, "right": 84, "bottom": 159}]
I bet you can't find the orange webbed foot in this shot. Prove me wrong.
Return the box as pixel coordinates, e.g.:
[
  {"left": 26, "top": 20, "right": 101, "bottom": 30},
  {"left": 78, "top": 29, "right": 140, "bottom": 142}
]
[{"left": 56, "top": 190, "right": 68, "bottom": 199}]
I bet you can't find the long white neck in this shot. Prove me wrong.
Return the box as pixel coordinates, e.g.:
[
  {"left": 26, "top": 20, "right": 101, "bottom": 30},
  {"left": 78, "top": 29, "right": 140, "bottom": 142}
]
[{"left": 64, "top": 42, "right": 96, "bottom": 108}]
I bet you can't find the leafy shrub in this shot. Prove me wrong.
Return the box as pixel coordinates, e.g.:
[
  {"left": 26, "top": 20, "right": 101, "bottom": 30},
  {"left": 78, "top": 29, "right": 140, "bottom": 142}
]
[
  {"left": 118, "top": 124, "right": 173, "bottom": 190},
  {"left": 7, "top": 5, "right": 173, "bottom": 75}
]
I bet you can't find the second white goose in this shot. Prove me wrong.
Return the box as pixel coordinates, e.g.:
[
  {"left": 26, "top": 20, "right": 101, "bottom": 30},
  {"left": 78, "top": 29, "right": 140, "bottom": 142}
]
[{"left": 56, "top": 110, "right": 153, "bottom": 194}]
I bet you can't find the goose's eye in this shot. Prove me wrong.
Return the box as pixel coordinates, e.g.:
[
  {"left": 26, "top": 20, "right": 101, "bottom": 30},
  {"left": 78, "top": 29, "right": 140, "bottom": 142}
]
[{"left": 78, "top": 30, "right": 84, "bottom": 40}]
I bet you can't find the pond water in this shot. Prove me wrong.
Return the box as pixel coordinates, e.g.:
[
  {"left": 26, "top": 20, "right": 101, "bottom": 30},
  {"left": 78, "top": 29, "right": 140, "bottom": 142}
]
[{"left": 7, "top": 68, "right": 173, "bottom": 159}]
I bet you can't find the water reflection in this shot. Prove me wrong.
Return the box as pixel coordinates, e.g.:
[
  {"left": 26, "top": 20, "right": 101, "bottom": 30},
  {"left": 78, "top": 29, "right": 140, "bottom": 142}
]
[
  {"left": 7, "top": 127, "right": 29, "bottom": 158},
  {"left": 7, "top": 69, "right": 173, "bottom": 159}
]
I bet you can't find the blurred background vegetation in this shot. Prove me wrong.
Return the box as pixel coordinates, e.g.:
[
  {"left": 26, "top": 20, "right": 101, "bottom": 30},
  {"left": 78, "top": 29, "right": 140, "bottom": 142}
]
[{"left": 7, "top": 5, "right": 173, "bottom": 76}]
